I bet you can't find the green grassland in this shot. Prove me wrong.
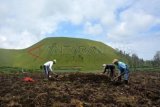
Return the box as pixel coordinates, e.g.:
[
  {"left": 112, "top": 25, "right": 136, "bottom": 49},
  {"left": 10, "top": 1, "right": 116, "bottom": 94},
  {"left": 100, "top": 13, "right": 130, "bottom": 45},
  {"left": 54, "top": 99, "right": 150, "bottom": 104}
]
[{"left": 0, "top": 37, "right": 123, "bottom": 71}]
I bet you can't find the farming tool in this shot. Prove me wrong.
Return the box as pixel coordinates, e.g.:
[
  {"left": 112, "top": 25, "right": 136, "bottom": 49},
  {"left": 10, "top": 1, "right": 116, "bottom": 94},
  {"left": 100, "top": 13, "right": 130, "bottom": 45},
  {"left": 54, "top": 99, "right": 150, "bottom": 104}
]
[{"left": 111, "top": 72, "right": 125, "bottom": 82}]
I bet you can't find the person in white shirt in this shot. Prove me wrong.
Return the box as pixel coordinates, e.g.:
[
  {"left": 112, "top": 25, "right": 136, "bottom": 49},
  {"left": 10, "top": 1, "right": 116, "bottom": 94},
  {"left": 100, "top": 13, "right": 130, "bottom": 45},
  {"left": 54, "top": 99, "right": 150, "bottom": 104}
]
[{"left": 40, "top": 59, "right": 57, "bottom": 79}]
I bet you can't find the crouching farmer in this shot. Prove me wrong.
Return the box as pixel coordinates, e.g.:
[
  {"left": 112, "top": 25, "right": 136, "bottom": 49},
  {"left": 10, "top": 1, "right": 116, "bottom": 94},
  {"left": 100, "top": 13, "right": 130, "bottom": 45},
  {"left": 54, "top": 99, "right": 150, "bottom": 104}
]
[
  {"left": 112, "top": 59, "right": 129, "bottom": 84},
  {"left": 40, "top": 60, "right": 57, "bottom": 80},
  {"left": 102, "top": 64, "right": 115, "bottom": 80}
]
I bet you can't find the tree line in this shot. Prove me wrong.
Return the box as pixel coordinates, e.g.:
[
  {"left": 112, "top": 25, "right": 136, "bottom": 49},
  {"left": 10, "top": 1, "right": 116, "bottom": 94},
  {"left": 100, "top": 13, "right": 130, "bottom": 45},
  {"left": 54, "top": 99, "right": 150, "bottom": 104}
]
[{"left": 116, "top": 49, "right": 160, "bottom": 71}]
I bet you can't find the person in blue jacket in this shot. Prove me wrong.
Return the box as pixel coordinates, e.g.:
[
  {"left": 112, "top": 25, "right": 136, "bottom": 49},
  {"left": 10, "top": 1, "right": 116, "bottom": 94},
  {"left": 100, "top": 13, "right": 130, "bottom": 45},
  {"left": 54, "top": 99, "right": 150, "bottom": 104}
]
[{"left": 112, "top": 59, "right": 129, "bottom": 84}]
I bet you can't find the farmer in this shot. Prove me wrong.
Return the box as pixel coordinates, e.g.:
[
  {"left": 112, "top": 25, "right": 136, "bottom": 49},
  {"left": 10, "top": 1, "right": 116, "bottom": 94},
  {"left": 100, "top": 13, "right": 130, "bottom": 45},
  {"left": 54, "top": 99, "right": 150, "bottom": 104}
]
[
  {"left": 40, "top": 60, "right": 57, "bottom": 79},
  {"left": 112, "top": 59, "right": 129, "bottom": 84},
  {"left": 102, "top": 64, "right": 115, "bottom": 79}
]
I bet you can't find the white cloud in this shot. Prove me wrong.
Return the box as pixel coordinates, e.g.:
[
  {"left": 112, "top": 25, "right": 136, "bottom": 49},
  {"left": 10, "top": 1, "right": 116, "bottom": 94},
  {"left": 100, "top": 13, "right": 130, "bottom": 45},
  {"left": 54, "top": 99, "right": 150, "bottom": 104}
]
[
  {"left": 107, "top": 10, "right": 159, "bottom": 40},
  {"left": 104, "top": 0, "right": 160, "bottom": 60},
  {"left": 0, "top": 0, "right": 160, "bottom": 59},
  {"left": 107, "top": 33, "right": 160, "bottom": 60},
  {"left": 133, "top": 0, "right": 160, "bottom": 17},
  {"left": 0, "top": 36, "right": 6, "bottom": 42},
  {"left": 0, "top": 28, "right": 39, "bottom": 49},
  {"left": 84, "top": 22, "right": 103, "bottom": 36},
  {"left": 0, "top": 0, "right": 133, "bottom": 43}
]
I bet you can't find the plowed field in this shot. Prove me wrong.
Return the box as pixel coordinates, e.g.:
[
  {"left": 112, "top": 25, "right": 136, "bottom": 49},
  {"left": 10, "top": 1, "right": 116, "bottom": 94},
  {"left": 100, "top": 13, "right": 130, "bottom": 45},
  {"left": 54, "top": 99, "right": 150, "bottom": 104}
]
[{"left": 0, "top": 72, "right": 160, "bottom": 107}]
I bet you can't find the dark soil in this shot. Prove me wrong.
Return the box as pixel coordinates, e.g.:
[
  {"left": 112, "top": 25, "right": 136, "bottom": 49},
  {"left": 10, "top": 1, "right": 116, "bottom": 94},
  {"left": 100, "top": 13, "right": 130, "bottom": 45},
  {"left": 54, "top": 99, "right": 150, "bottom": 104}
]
[{"left": 0, "top": 72, "right": 160, "bottom": 107}]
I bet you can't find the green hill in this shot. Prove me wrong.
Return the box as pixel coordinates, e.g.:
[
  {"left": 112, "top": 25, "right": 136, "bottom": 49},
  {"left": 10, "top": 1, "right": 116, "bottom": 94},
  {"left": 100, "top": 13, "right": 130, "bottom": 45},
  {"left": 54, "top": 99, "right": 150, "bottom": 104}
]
[{"left": 0, "top": 37, "right": 123, "bottom": 71}]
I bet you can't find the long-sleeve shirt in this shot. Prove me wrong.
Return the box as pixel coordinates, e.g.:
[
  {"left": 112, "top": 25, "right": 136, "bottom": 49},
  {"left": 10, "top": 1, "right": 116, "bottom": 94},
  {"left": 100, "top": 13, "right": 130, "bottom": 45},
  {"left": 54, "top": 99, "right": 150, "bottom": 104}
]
[
  {"left": 44, "top": 61, "right": 53, "bottom": 71},
  {"left": 103, "top": 64, "right": 115, "bottom": 73},
  {"left": 117, "top": 61, "right": 128, "bottom": 73}
]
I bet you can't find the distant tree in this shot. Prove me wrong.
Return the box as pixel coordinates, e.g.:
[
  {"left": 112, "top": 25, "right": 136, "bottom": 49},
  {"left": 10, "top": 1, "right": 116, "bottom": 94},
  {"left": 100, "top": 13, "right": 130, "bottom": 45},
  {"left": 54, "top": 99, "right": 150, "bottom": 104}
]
[
  {"left": 124, "top": 53, "right": 132, "bottom": 67},
  {"left": 153, "top": 51, "right": 160, "bottom": 66},
  {"left": 144, "top": 60, "right": 154, "bottom": 67},
  {"left": 139, "top": 59, "right": 144, "bottom": 67},
  {"left": 131, "top": 53, "right": 139, "bottom": 71},
  {"left": 115, "top": 49, "right": 147, "bottom": 71}
]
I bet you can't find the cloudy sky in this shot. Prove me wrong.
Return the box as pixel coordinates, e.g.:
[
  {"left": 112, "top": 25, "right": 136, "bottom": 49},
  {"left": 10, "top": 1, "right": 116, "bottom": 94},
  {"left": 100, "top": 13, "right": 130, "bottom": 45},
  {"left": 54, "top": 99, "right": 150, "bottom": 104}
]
[{"left": 0, "top": 0, "right": 160, "bottom": 60}]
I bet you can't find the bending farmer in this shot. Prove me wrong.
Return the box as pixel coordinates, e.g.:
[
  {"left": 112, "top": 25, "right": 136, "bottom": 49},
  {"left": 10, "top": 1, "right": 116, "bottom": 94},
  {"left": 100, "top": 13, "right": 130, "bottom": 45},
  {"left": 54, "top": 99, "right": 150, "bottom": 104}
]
[
  {"left": 112, "top": 59, "right": 129, "bottom": 84},
  {"left": 102, "top": 64, "right": 115, "bottom": 79},
  {"left": 40, "top": 60, "right": 57, "bottom": 79}
]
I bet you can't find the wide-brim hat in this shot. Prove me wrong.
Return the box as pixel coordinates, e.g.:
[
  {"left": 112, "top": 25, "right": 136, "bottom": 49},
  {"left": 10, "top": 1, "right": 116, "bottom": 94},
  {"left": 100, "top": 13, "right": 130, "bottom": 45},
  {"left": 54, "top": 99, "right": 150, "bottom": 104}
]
[
  {"left": 53, "top": 59, "right": 56, "bottom": 63},
  {"left": 112, "top": 59, "right": 118, "bottom": 64},
  {"left": 102, "top": 64, "right": 106, "bottom": 67}
]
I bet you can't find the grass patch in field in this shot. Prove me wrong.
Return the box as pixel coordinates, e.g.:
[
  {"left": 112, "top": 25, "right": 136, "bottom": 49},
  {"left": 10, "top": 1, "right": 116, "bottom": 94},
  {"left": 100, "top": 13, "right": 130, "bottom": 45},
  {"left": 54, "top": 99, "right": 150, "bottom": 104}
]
[{"left": 0, "top": 37, "right": 122, "bottom": 71}]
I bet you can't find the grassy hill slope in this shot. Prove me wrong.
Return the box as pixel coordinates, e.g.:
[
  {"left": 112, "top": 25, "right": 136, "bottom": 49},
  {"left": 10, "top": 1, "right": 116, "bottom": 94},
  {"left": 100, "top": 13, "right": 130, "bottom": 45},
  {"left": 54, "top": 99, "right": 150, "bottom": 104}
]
[{"left": 0, "top": 37, "right": 122, "bottom": 71}]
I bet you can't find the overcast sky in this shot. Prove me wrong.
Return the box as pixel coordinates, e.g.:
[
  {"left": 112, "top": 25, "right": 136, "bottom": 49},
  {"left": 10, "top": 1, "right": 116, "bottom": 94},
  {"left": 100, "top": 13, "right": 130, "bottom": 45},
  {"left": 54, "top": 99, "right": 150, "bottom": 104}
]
[{"left": 0, "top": 0, "right": 160, "bottom": 60}]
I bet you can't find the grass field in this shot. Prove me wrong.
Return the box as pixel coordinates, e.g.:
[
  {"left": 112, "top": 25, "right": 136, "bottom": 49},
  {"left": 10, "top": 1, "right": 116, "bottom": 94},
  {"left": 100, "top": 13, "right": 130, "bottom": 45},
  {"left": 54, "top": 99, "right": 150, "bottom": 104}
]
[{"left": 0, "top": 37, "right": 123, "bottom": 71}]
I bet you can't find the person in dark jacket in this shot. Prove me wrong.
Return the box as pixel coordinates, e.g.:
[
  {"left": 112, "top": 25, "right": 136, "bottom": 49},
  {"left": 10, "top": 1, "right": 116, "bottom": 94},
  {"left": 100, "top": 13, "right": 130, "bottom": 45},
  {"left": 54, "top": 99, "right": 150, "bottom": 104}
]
[{"left": 102, "top": 64, "right": 115, "bottom": 79}]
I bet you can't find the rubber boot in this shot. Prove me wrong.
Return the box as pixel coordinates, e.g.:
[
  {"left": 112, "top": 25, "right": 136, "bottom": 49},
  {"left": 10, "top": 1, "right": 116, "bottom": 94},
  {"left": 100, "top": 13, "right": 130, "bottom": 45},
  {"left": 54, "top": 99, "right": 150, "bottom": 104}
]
[
  {"left": 124, "top": 80, "right": 128, "bottom": 84},
  {"left": 118, "top": 76, "right": 122, "bottom": 82}
]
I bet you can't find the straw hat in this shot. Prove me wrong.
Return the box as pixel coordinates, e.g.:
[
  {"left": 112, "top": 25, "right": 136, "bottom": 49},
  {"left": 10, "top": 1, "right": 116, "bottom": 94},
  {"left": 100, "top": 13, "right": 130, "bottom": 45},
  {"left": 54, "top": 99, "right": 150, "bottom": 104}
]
[
  {"left": 53, "top": 59, "right": 56, "bottom": 63},
  {"left": 112, "top": 59, "right": 118, "bottom": 64},
  {"left": 102, "top": 64, "right": 106, "bottom": 67}
]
